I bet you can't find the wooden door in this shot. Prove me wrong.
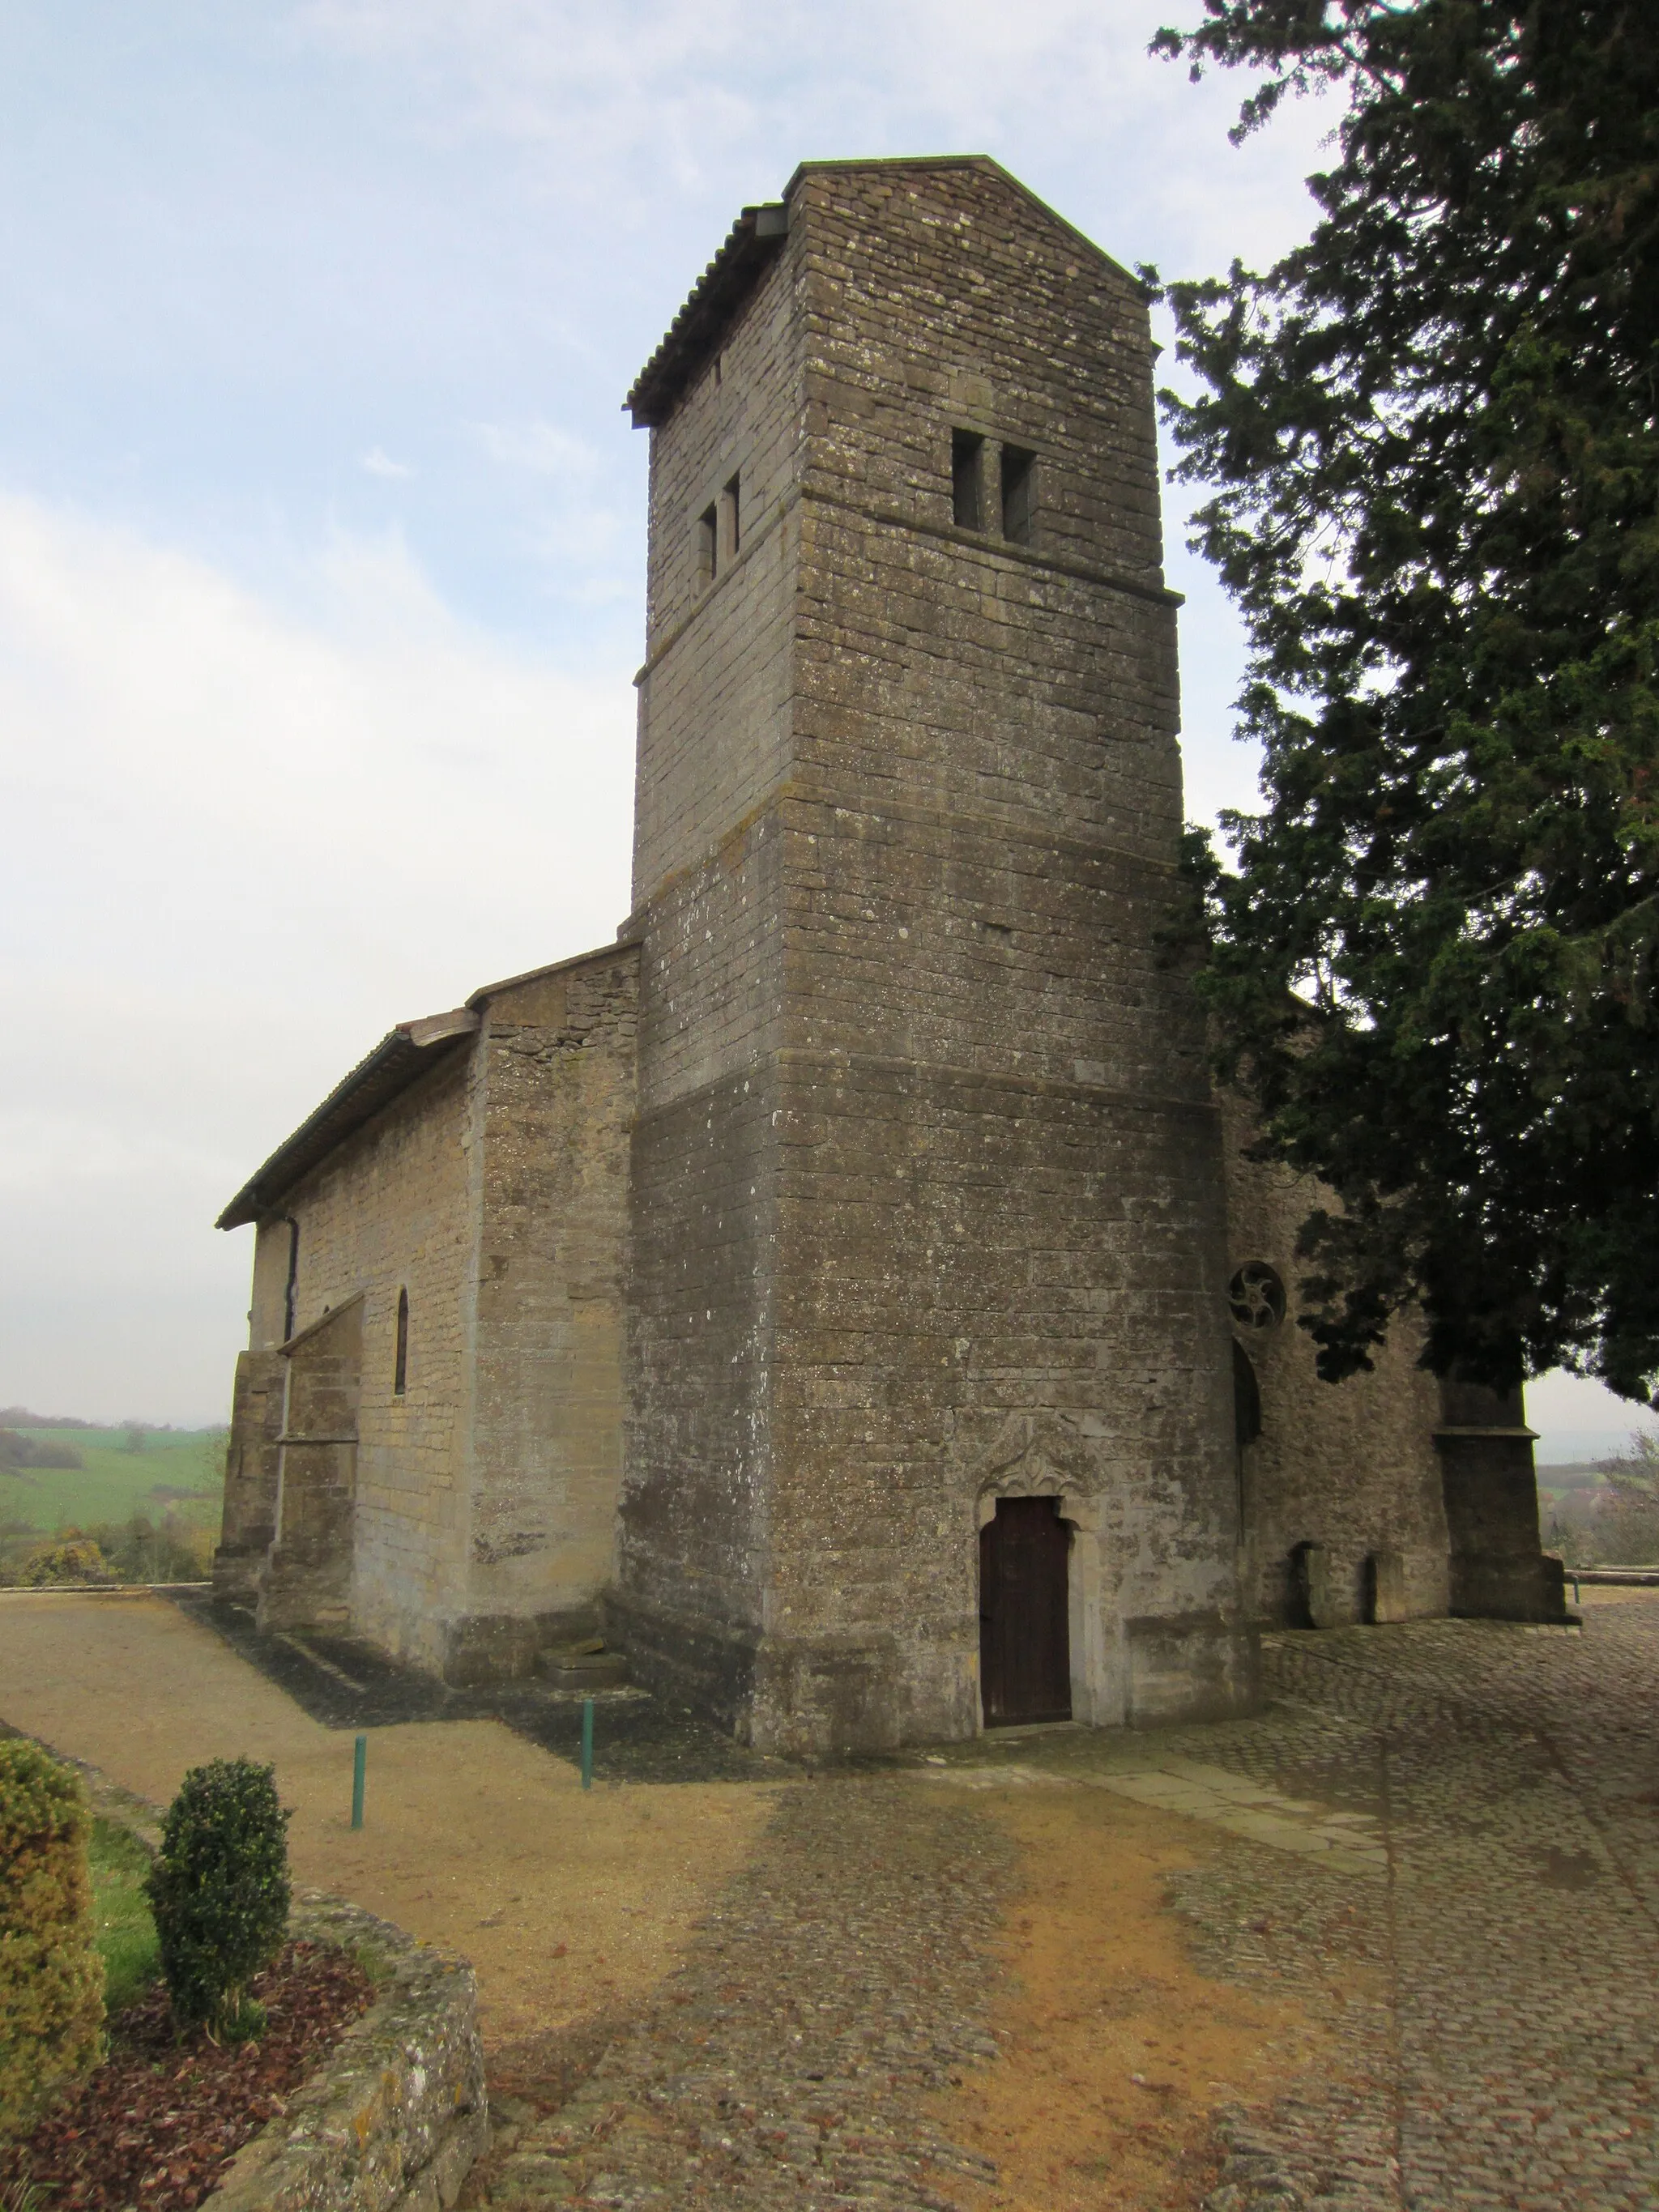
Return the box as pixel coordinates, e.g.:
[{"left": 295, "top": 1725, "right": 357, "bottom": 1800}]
[{"left": 979, "top": 1496, "right": 1072, "bottom": 1726}]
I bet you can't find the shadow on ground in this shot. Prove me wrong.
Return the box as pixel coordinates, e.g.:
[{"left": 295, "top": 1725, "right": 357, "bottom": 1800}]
[{"left": 176, "top": 1594, "right": 795, "bottom": 1786}]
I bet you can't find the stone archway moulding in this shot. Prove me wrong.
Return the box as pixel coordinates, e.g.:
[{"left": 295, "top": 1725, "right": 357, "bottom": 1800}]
[{"left": 958, "top": 1413, "right": 1118, "bottom": 1728}]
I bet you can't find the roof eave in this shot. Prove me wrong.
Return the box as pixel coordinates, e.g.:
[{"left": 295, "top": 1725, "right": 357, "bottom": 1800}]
[
  {"left": 214, "top": 1012, "right": 479, "bottom": 1231},
  {"left": 624, "top": 202, "right": 789, "bottom": 429}
]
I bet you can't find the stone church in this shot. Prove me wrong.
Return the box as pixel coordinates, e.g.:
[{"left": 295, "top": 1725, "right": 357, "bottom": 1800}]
[{"left": 213, "top": 157, "right": 1565, "bottom": 1754}]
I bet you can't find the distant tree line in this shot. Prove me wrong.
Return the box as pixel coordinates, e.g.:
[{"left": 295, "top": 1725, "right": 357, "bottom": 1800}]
[
  {"left": 1545, "top": 1434, "right": 1659, "bottom": 1566},
  {"left": 0, "top": 1407, "right": 89, "bottom": 1430},
  {"left": 0, "top": 1431, "right": 84, "bottom": 1473},
  {"left": 0, "top": 1407, "right": 185, "bottom": 1438}
]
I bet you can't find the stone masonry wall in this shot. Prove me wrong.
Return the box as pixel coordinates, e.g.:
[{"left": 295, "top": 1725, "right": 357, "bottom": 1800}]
[
  {"left": 619, "top": 205, "right": 807, "bottom": 1719},
  {"left": 215, "top": 1347, "right": 287, "bottom": 1603},
  {"left": 229, "top": 951, "right": 641, "bottom": 1685},
  {"left": 620, "top": 850, "right": 785, "bottom": 1727},
  {"left": 766, "top": 160, "right": 1248, "bottom": 1747},
  {"left": 454, "top": 947, "right": 639, "bottom": 1684},
  {"left": 633, "top": 217, "right": 804, "bottom": 904},
  {"left": 259, "top": 1296, "right": 365, "bottom": 1636},
  {"left": 250, "top": 1217, "right": 294, "bottom": 1348},
  {"left": 621, "top": 159, "right": 1256, "bottom": 1751},
  {"left": 1219, "top": 1089, "right": 1451, "bottom": 1627},
  {"left": 246, "top": 1046, "right": 480, "bottom": 1674}
]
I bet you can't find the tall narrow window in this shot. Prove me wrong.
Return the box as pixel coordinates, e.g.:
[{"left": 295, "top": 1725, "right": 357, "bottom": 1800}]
[
  {"left": 723, "top": 471, "right": 741, "bottom": 556},
  {"left": 952, "top": 429, "right": 984, "bottom": 530},
  {"left": 394, "top": 1287, "right": 409, "bottom": 1397},
  {"left": 697, "top": 502, "right": 719, "bottom": 586},
  {"left": 1000, "top": 444, "right": 1037, "bottom": 545}
]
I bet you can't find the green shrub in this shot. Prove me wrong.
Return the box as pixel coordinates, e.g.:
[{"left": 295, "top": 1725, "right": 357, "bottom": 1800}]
[
  {"left": 17, "top": 1537, "right": 115, "bottom": 1587},
  {"left": 0, "top": 1739, "right": 104, "bottom": 2142},
  {"left": 146, "top": 1759, "right": 291, "bottom": 2037}
]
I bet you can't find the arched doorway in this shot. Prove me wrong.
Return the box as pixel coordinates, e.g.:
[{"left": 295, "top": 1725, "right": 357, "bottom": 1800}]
[{"left": 979, "top": 1496, "right": 1072, "bottom": 1726}]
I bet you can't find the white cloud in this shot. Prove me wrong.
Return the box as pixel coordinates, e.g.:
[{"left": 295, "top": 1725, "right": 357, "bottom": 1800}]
[
  {"left": 290, "top": 0, "right": 1336, "bottom": 275},
  {"left": 0, "top": 1, "right": 1356, "bottom": 1423},
  {"left": 1525, "top": 1369, "right": 1656, "bottom": 1467},
  {"left": 472, "top": 419, "right": 598, "bottom": 476},
  {"left": 360, "top": 445, "right": 415, "bottom": 479},
  {"left": 0, "top": 492, "right": 634, "bottom": 1420}
]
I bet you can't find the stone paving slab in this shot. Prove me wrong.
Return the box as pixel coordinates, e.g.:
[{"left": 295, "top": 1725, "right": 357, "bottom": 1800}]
[
  {"left": 923, "top": 1754, "right": 1389, "bottom": 1876},
  {"left": 468, "top": 1777, "right": 1016, "bottom": 2209}
]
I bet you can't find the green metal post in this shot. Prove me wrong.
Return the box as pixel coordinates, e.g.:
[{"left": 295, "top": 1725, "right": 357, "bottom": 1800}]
[
  {"left": 352, "top": 1733, "right": 367, "bottom": 1829},
  {"left": 581, "top": 1698, "right": 594, "bottom": 1792}
]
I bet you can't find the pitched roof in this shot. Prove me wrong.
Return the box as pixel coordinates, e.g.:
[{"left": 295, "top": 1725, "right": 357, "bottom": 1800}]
[
  {"left": 214, "top": 1010, "right": 477, "bottom": 1230},
  {"left": 625, "top": 201, "right": 789, "bottom": 428},
  {"left": 215, "top": 937, "right": 640, "bottom": 1230},
  {"left": 623, "top": 156, "right": 1141, "bottom": 433}
]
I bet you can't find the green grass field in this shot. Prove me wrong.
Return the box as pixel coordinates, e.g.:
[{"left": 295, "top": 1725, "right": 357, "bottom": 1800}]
[{"left": 0, "top": 1430, "right": 224, "bottom": 1538}]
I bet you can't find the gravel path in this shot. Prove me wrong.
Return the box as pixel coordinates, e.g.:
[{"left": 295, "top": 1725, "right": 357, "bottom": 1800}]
[{"left": 471, "top": 1777, "right": 1017, "bottom": 2210}]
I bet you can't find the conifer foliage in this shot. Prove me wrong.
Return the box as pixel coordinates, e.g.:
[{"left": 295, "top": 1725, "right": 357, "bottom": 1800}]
[
  {"left": 146, "top": 1759, "right": 291, "bottom": 2039},
  {"left": 1154, "top": 2, "right": 1659, "bottom": 1396},
  {"left": 0, "top": 1739, "right": 104, "bottom": 2140}
]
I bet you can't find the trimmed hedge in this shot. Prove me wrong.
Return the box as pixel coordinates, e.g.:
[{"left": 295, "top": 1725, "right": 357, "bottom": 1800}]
[
  {"left": 0, "top": 1739, "right": 104, "bottom": 2141},
  {"left": 146, "top": 1759, "right": 291, "bottom": 2036}
]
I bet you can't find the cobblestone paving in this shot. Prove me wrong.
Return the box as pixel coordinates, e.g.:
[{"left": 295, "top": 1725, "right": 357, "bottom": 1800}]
[
  {"left": 470, "top": 1777, "right": 1017, "bottom": 2209},
  {"left": 465, "top": 1600, "right": 1659, "bottom": 2210},
  {"left": 1171, "top": 1600, "right": 1659, "bottom": 2211}
]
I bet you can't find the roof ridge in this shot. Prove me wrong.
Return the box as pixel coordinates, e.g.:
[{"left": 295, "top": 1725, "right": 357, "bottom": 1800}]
[{"left": 623, "top": 155, "right": 1142, "bottom": 432}]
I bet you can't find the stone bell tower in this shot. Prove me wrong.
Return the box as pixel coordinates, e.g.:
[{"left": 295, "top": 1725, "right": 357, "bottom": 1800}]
[{"left": 612, "top": 156, "right": 1256, "bottom": 1753}]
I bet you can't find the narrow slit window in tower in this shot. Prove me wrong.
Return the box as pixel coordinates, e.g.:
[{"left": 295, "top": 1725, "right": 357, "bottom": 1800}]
[
  {"left": 723, "top": 471, "right": 741, "bottom": 557},
  {"left": 1000, "top": 443, "right": 1037, "bottom": 545},
  {"left": 697, "top": 503, "right": 719, "bottom": 586},
  {"left": 394, "top": 1287, "right": 409, "bottom": 1397},
  {"left": 952, "top": 429, "right": 984, "bottom": 530}
]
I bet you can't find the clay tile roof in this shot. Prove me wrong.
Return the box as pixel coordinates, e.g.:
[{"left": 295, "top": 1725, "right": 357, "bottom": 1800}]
[
  {"left": 624, "top": 201, "right": 789, "bottom": 428},
  {"left": 214, "top": 1010, "right": 478, "bottom": 1231},
  {"left": 215, "top": 937, "right": 644, "bottom": 1232}
]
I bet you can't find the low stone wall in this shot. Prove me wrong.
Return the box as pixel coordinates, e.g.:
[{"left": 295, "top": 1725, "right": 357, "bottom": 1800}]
[
  {"left": 207, "top": 1891, "right": 487, "bottom": 2212},
  {"left": 15, "top": 1738, "right": 489, "bottom": 2212}
]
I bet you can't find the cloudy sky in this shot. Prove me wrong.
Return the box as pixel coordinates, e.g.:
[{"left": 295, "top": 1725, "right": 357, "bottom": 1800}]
[{"left": 0, "top": 0, "right": 1636, "bottom": 1458}]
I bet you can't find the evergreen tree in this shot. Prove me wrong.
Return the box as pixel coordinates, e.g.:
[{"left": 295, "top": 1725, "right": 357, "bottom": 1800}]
[{"left": 1153, "top": 1, "right": 1659, "bottom": 1396}]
